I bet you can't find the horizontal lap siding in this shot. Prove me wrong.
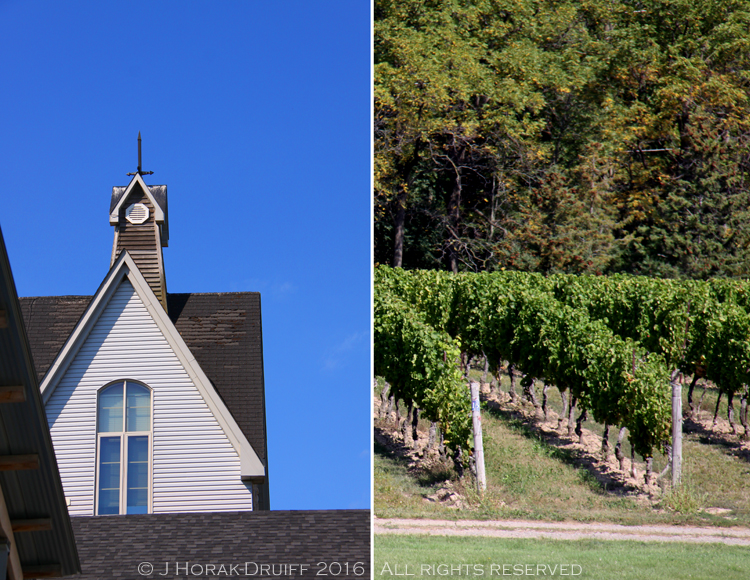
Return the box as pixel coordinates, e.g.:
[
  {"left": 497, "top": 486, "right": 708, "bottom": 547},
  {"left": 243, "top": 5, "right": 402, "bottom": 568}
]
[{"left": 46, "top": 279, "right": 252, "bottom": 516}]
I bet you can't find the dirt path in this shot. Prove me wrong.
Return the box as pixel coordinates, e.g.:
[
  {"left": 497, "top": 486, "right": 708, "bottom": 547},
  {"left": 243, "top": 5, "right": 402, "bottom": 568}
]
[{"left": 375, "top": 517, "right": 750, "bottom": 545}]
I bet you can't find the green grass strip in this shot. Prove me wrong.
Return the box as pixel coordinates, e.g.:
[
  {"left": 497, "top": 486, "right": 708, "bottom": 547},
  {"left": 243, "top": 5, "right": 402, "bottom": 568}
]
[{"left": 375, "top": 534, "right": 750, "bottom": 580}]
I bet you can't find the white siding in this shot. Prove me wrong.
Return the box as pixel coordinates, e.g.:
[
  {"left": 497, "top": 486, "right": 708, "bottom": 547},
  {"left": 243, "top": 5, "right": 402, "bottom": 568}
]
[{"left": 46, "top": 279, "right": 253, "bottom": 516}]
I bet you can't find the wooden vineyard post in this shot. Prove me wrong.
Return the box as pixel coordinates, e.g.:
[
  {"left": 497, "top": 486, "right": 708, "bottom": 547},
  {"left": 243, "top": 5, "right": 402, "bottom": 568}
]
[
  {"left": 469, "top": 381, "right": 487, "bottom": 494},
  {"left": 671, "top": 370, "right": 682, "bottom": 488}
]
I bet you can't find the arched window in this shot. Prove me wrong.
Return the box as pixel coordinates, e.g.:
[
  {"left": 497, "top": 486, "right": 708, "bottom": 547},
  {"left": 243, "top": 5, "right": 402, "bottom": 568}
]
[{"left": 96, "top": 381, "right": 152, "bottom": 515}]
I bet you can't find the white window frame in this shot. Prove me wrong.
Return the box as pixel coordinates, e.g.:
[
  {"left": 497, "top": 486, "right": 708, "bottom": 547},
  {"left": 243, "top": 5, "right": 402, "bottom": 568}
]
[{"left": 95, "top": 380, "right": 153, "bottom": 515}]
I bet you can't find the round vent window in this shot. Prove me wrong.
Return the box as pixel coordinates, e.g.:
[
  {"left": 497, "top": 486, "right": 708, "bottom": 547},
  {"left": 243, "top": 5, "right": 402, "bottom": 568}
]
[{"left": 125, "top": 203, "right": 150, "bottom": 225}]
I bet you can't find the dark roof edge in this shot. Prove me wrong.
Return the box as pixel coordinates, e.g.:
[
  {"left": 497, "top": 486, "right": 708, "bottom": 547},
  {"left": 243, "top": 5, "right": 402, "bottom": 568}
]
[
  {"left": 18, "top": 295, "right": 92, "bottom": 300},
  {"left": 255, "top": 292, "right": 270, "bottom": 509},
  {"left": 167, "top": 291, "right": 262, "bottom": 296},
  {"left": 0, "top": 227, "right": 81, "bottom": 575}
]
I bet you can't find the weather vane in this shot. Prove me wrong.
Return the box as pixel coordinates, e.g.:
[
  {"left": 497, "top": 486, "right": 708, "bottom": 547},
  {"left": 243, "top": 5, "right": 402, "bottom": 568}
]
[{"left": 127, "top": 131, "right": 154, "bottom": 176}]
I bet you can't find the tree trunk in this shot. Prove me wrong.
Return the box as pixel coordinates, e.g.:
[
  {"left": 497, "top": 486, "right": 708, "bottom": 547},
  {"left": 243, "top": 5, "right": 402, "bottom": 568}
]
[
  {"left": 713, "top": 391, "right": 723, "bottom": 427},
  {"left": 481, "top": 356, "right": 489, "bottom": 390},
  {"left": 489, "top": 175, "right": 497, "bottom": 242},
  {"left": 428, "top": 422, "right": 438, "bottom": 450},
  {"left": 567, "top": 397, "right": 577, "bottom": 438},
  {"left": 559, "top": 390, "right": 569, "bottom": 431},
  {"left": 412, "top": 407, "right": 420, "bottom": 443},
  {"left": 740, "top": 388, "right": 749, "bottom": 441},
  {"left": 448, "top": 169, "right": 463, "bottom": 273},
  {"left": 494, "top": 358, "right": 504, "bottom": 400},
  {"left": 575, "top": 409, "right": 588, "bottom": 445},
  {"left": 645, "top": 457, "right": 653, "bottom": 486},
  {"left": 601, "top": 424, "right": 610, "bottom": 455},
  {"left": 402, "top": 403, "right": 413, "bottom": 447},
  {"left": 542, "top": 383, "right": 550, "bottom": 421},
  {"left": 630, "top": 446, "right": 637, "bottom": 480},
  {"left": 379, "top": 380, "right": 390, "bottom": 419},
  {"left": 615, "top": 427, "right": 627, "bottom": 471},
  {"left": 698, "top": 383, "right": 707, "bottom": 414},
  {"left": 686, "top": 375, "right": 699, "bottom": 418},
  {"left": 728, "top": 391, "right": 737, "bottom": 434},
  {"left": 453, "top": 445, "right": 464, "bottom": 479},
  {"left": 524, "top": 378, "right": 540, "bottom": 408},
  {"left": 508, "top": 364, "right": 518, "bottom": 402},
  {"left": 659, "top": 445, "right": 672, "bottom": 479},
  {"left": 392, "top": 187, "right": 407, "bottom": 268},
  {"left": 461, "top": 352, "right": 470, "bottom": 379}
]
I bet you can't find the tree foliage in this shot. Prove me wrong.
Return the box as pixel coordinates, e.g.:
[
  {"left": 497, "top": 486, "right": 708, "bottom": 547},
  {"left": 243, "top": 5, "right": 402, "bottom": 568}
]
[{"left": 375, "top": 0, "right": 750, "bottom": 277}]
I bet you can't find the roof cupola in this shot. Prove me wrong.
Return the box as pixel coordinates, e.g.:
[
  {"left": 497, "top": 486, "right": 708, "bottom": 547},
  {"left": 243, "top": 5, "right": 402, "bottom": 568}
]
[{"left": 109, "top": 133, "right": 169, "bottom": 311}]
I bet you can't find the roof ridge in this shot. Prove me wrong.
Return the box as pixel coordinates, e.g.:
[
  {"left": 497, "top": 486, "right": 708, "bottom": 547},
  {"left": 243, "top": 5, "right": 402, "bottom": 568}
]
[
  {"left": 19, "top": 295, "right": 93, "bottom": 299},
  {"left": 168, "top": 291, "right": 261, "bottom": 296},
  {"left": 20, "top": 291, "right": 261, "bottom": 299}
]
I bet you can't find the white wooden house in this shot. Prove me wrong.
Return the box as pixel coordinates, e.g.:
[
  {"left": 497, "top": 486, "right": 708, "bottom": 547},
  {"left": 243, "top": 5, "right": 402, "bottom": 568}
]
[
  {"left": 12, "top": 164, "right": 369, "bottom": 579},
  {"left": 21, "top": 172, "right": 268, "bottom": 515}
]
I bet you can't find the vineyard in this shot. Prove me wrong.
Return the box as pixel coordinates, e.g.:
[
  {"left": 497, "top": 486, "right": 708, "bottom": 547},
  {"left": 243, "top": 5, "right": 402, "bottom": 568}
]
[{"left": 374, "top": 266, "right": 750, "bottom": 488}]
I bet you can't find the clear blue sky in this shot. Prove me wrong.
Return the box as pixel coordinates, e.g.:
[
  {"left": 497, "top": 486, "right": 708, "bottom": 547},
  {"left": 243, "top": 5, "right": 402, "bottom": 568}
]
[{"left": 0, "top": 1, "right": 371, "bottom": 510}]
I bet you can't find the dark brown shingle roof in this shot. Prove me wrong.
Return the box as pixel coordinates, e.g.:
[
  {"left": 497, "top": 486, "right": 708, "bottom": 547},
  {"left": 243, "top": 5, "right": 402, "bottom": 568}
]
[
  {"left": 166, "top": 292, "right": 267, "bottom": 465},
  {"left": 68, "top": 510, "right": 370, "bottom": 579},
  {"left": 18, "top": 291, "right": 269, "bottom": 506},
  {"left": 19, "top": 295, "right": 91, "bottom": 379}
]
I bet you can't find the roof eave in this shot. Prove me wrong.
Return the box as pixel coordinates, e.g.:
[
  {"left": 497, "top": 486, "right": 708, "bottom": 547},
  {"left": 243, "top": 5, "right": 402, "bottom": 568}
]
[{"left": 0, "top": 227, "right": 80, "bottom": 577}]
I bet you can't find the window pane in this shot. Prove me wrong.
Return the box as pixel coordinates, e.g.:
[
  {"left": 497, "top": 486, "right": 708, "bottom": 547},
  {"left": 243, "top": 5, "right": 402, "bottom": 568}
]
[
  {"left": 98, "top": 437, "right": 121, "bottom": 515},
  {"left": 98, "top": 383, "right": 124, "bottom": 432},
  {"left": 126, "top": 436, "right": 148, "bottom": 514},
  {"left": 127, "top": 461, "right": 148, "bottom": 486},
  {"left": 127, "top": 406, "right": 150, "bottom": 432},
  {"left": 127, "top": 491, "right": 148, "bottom": 514},
  {"left": 99, "top": 436, "right": 121, "bottom": 463},
  {"left": 99, "top": 461, "right": 120, "bottom": 489},
  {"left": 98, "top": 489, "right": 120, "bottom": 515},
  {"left": 128, "top": 437, "right": 149, "bottom": 463},
  {"left": 126, "top": 384, "right": 151, "bottom": 432}
]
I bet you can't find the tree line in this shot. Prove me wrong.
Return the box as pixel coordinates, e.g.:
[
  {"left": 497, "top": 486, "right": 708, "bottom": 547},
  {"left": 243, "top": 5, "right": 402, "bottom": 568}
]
[{"left": 375, "top": 0, "right": 750, "bottom": 278}]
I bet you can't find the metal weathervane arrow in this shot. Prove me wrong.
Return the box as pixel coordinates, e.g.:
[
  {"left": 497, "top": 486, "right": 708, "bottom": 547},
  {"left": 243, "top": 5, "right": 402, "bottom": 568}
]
[{"left": 127, "top": 131, "right": 154, "bottom": 177}]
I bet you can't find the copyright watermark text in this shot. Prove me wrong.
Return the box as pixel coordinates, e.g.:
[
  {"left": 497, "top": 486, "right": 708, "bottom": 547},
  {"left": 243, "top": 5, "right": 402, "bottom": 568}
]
[
  {"left": 380, "top": 563, "right": 583, "bottom": 577},
  {"left": 137, "top": 561, "right": 367, "bottom": 577}
]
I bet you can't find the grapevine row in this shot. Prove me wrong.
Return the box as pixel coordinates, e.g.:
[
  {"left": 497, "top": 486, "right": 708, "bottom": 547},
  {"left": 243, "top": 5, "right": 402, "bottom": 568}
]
[
  {"left": 376, "top": 267, "right": 673, "bottom": 459},
  {"left": 377, "top": 267, "right": 750, "bottom": 461},
  {"left": 374, "top": 285, "right": 472, "bottom": 452}
]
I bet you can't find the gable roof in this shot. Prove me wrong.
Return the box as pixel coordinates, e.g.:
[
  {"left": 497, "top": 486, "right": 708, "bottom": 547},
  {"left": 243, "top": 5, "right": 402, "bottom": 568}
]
[
  {"left": 28, "top": 251, "right": 266, "bottom": 483},
  {"left": 19, "top": 293, "right": 268, "bottom": 470}
]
